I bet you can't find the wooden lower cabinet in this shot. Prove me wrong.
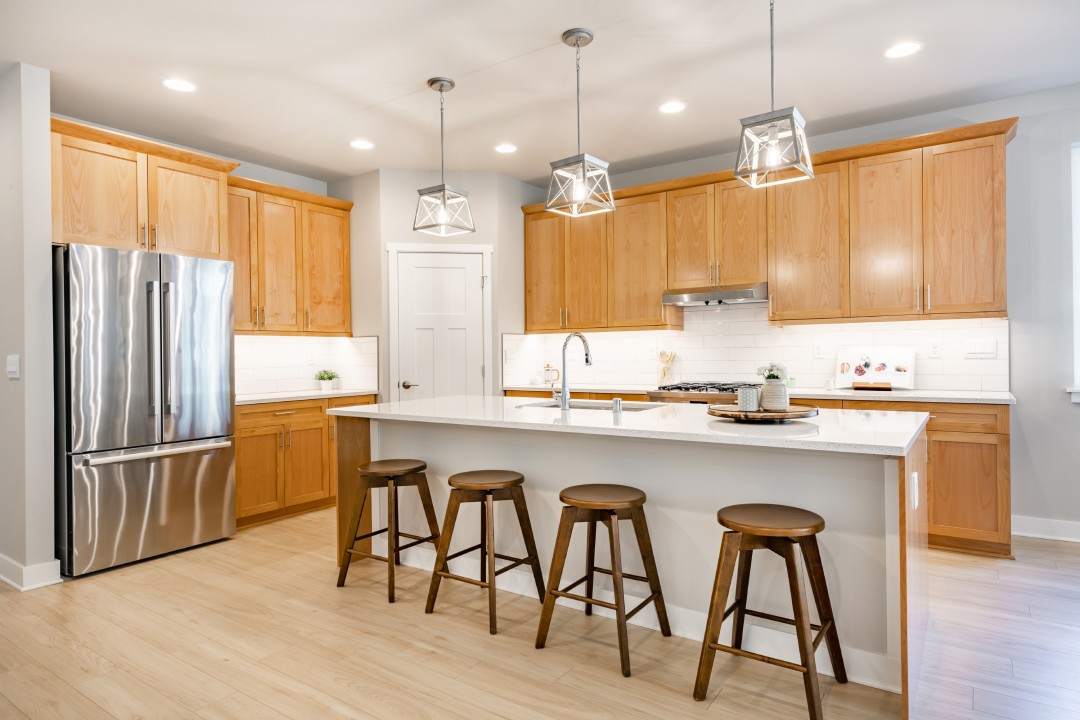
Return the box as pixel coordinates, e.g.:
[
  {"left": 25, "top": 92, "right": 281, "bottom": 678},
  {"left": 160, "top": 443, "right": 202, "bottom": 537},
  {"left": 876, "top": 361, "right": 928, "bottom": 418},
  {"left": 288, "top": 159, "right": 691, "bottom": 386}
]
[{"left": 236, "top": 395, "right": 375, "bottom": 527}]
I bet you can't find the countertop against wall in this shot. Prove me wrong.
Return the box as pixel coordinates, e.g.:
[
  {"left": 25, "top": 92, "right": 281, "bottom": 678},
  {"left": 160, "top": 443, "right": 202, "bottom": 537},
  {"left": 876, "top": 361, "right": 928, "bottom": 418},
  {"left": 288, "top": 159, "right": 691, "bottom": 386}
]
[{"left": 236, "top": 388, "right": 379, "bottom": 405}]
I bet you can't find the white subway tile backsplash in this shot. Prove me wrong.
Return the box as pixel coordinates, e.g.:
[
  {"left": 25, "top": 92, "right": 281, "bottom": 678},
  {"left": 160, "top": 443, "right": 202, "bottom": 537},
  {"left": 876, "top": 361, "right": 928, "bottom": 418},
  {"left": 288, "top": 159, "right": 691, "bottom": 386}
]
[{"left": 234, "top": 336, "right": 379, "bottom": 395}]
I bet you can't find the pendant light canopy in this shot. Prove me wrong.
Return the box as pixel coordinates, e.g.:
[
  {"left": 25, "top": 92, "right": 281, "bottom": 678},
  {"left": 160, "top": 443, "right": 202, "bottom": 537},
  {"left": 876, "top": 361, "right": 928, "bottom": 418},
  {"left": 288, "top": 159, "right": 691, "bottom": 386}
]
[
  {"left": 734, "top": 0, "right": 813, "bottom": 189},
  {"left": 414, "top": 77, "right": 475, "bottom": 237},
  {"left": 545, "top": 28, "right": 614, "bottom": 217}
]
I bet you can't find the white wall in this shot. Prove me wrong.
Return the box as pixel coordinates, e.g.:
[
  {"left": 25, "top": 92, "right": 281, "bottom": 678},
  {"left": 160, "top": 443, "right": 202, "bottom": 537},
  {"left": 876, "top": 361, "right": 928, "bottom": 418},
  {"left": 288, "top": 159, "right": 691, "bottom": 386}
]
[
  {"left": 607, "top": 83, "right": 1080, "bottom": 535},
  {"left": 0, "top": 63, "right": 61, "bottom": 590}
]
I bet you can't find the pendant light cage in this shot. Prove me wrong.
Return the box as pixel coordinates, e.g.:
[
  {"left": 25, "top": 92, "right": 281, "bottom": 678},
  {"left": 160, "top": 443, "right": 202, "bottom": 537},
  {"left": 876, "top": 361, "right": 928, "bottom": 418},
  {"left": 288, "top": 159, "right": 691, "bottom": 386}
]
[
  {"left": 545, "top": 28, "right": 615, "bottom": 217},
  {"left": 733, "top": 0, "right": 814, "bottom": 189},
  {"left": 414, "top": 77, "right": 475, "bottom": 236}
]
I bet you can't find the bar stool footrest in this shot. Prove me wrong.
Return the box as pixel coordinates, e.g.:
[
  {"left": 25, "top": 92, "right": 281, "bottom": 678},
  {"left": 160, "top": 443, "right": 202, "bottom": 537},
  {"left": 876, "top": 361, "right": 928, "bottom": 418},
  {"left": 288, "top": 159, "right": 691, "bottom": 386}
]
[
  {"left": 592, "top": 567, "right": 649, "bottom": 584},
  {"left": 396, "top": 534, "right": 439, "bottom": 552},
  {"left": 550, "top": 589, "right": 617, "bottom": 611},
  {"left": 624, "top": 592, "right": 661, "bottom": 621},
  {"left": 434, "top": 570, "right": 490, "bottom": 589},
  {"left": 445, "top": 543, "right": 482, "bottom": 562},
  {"left": 707, "top": 641, "right": 809, "bottom": 674}
]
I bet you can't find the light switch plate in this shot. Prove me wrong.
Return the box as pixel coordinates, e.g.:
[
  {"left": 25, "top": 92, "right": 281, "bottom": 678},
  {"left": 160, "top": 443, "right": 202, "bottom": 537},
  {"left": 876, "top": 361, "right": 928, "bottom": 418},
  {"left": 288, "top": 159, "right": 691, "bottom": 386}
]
[{"left": 6, "top": 354, "right": 20, "bottom": 380}]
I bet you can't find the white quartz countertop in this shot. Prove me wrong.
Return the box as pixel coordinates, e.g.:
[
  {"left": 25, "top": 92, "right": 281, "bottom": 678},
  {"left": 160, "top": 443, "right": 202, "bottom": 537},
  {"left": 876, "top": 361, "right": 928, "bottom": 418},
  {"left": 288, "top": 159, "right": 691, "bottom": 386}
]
[
  {"left": 235, "top": 388, "right": 379, "bottom": 406},
  {"left": 328, "top": 395, "right": 929, "bottom": 456}
]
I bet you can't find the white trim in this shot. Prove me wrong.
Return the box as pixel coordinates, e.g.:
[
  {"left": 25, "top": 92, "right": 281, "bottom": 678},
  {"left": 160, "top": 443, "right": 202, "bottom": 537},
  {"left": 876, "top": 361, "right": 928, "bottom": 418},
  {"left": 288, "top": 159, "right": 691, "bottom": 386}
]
[
  {"left": 0, "top": 551, "right": 62, "bottom": 591},
  {"left": 1013, "top": 514, "right": 1080, "bottom": 543},
  {"left": 386, "top": 244, "right": 494, "bottom": 400},
  {"left": 1068, "top": 388, "right": 1080, "bottom": 404}
]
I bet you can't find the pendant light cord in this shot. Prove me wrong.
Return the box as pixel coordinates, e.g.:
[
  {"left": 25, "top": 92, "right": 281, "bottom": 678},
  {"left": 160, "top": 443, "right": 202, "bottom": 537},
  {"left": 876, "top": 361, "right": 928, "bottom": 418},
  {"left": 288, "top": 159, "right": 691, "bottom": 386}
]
[
  {"left": 439, "top": 90, "right": 446, "bottom": 186},
  {"left": 575, "top": 38, "right": 582, "bottom": 155},
  {"left": 770, "top": 0, "right": 776, "bottom": 112}
]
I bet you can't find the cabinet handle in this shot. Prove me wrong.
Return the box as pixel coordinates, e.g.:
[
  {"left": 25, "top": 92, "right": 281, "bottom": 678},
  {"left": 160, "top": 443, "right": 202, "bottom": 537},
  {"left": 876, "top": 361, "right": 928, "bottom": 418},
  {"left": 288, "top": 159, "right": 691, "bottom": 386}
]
[
  {"left": 306, "top": 310, "right": 310, "bottom": 330},
  {"left": 151, "top": 224, "right": 157, "bottom": 250},
  {"left": 709, "top": 263, "right": 713, "bottom": 284},
  {"left": 566, "top": 308, "right": 570, "bottom": 327},
  {"left": 660, "top": 300, "right": 665, "bottom": 322},
  {"left": 287, "top": 428, "right": 292, "bottom": 448},
  {"left": 140, "top": 223, "right": 147, "bottom": 248},
  {"left": 279, "top": 428, "right": 284, "bottom": 448},
  {"left": 253, "top": 306, "right": 259, "bottom": 328},
  {"left": 926, "top": 284, "right": 932, "bottom": 312},
  {"left": 273, "top": 410, "right": 296, "bottom": 416},
  {"left": 769, "top": 295, "right": 773, "bottom": 317},
  {"left": 916, "top": 285, "right": 921, "bottom": 312}
]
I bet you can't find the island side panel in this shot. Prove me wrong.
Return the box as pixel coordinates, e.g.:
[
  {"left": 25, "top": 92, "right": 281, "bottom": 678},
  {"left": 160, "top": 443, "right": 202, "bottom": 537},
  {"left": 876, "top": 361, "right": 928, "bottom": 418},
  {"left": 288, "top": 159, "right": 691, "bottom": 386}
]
[
  {"left": 335, "top": 416, "right": 372, "bottom": 566},
  {"left": 900, "top": 431, "right": 929, "bottom": 720}
]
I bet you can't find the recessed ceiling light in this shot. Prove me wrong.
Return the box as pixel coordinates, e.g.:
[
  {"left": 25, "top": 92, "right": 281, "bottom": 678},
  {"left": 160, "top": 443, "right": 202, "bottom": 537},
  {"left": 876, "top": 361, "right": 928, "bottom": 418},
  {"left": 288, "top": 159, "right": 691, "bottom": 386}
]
[
  {"left": 659, "top": 101, "right": 686, "bottom": 114},
  {"left": 494, "top": 143, "right": 517, "bottom": 154},
  {"left": 349, "top": 139, "right": 374, "bottom": 150},
  {"left": 163, "top": 78, "right": 197, "bottom": 93},
  {"left": 883, "top": 41, "right": 923, "bottom": 59}
]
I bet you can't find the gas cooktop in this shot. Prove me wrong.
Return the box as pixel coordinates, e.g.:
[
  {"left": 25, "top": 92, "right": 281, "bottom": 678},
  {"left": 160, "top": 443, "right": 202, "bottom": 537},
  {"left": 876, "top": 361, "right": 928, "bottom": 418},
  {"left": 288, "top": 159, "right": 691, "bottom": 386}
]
[
  {"left": 657, "top": 382, "right": 762, "bottom": 393},
  {"left": 648, "top": 381, "right": 763, "bottom": 403}
]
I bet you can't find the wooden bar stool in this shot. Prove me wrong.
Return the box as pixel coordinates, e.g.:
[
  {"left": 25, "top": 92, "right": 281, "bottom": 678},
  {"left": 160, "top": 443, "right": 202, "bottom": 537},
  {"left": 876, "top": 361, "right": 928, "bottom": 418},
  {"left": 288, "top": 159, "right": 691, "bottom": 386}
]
[
  {"left": 336, "top": 459, "right": 440, "bottom": 603},
  {"left": 424, "top": 470, "right": 547, "bottom": 634},
  {"left": 535, "top": 483, "right": 671, "bottom": 677},
  {"left": 693, "top": 504, "right": 847, "bottom": 720}
]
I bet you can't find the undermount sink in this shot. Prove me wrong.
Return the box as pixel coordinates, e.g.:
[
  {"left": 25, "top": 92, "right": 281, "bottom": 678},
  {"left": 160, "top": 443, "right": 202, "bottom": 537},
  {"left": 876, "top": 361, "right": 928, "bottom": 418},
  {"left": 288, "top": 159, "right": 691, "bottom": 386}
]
[{"left": 517, "top": 399, "right": 664, "bottom": 412}]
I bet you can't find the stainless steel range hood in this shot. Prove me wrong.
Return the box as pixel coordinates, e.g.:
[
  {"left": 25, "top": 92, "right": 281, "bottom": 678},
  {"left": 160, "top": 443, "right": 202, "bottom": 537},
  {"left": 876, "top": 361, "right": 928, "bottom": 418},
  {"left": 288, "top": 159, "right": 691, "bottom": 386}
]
[{"left": 662, "top": 282, "right": 768, "bottom": 307}]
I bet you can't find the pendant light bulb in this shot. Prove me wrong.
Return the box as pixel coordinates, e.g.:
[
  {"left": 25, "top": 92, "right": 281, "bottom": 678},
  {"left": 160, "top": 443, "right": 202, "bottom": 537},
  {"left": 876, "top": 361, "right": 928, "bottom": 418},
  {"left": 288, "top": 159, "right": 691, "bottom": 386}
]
[
  {"left": 545, "top": 28, "right": 615, "bottom": 217},
  {"left": 733, "top": 0, "right": 814, "bottom": 189},
  {"left": 414, "top": 77, "right": 475, "bottom": 237}
]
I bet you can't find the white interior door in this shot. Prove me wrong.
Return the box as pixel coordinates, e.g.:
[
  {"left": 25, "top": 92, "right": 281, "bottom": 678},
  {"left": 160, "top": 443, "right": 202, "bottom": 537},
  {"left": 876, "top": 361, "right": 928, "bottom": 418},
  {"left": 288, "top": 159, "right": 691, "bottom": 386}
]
[{"left": 395, "top": 252, "right": 485, "bottom": 400}]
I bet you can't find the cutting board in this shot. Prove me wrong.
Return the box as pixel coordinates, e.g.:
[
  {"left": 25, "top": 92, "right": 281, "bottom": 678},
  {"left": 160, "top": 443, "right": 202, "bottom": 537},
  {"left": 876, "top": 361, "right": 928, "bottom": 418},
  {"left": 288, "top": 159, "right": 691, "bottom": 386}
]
[{"left": 834, "top": 346, "right": 915, "bottom": 389}]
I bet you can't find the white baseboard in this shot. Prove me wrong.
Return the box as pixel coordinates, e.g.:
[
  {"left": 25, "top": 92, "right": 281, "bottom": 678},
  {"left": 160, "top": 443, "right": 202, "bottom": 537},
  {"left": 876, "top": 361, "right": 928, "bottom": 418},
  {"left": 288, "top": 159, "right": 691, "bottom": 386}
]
[
  {"left": 1012, "top": 515, "right": 1080, "bottom": 543},
  {"left": 0, "top": 552, "right": 62, "bottom": 592}
]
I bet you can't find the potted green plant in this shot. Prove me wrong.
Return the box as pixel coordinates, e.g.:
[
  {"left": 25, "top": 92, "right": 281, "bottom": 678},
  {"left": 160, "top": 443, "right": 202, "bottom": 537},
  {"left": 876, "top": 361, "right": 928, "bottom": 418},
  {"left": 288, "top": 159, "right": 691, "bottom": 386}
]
[
  {"left": 315, "top": 369, "right": 339, "bottom": 392},
  {"left": 757, "top": 362, "right": 790, "bottom": 411}
]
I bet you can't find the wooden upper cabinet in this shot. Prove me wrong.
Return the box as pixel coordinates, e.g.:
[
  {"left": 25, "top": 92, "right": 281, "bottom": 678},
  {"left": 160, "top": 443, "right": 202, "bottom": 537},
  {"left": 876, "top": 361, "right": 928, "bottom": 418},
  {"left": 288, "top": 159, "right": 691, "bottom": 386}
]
[
  {"left": 228, "top": 187, "right": 258, "bottom": 331},
  {"left": 524, "top": 213, "right": 566, "bottom": 332},
  {"left": 147, "top": 157, "right": 228, "bottom": 259},
  {"left": 258, "top": 194, "right": 304, "bottom": 333},
  {"left": 923, "top": 136, "right": 1006, "bottom": 314},
  {"left": 666, "top": 185, "right": 714, "bottom": 290},
  {"left": 849, "top": 150, "right": 923, "bottom": 317},
  {"left": 609, "top": 193, "right": 668, "bottom": 327},
  {"left": 715, "top": 179, "right": 768, "bottom": 286},
  {"left": 565, "top": 213, "right": 608, "bottom": 329},
  {"left": 51, "top": 134, "right": 147, "bottom": 249},
  {"left": 767, "top": 162, "right": 850, "bottom": 320},
  {"left": 302, "top": 203, "right": 351, "bottom": 334}
]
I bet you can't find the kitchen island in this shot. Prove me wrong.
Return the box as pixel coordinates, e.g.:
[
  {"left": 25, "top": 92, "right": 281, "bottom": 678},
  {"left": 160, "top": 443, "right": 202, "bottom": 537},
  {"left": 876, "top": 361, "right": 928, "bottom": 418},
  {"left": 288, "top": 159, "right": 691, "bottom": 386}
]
[{"left": 329, "top": 396, "right": 929, "bottom": 718}]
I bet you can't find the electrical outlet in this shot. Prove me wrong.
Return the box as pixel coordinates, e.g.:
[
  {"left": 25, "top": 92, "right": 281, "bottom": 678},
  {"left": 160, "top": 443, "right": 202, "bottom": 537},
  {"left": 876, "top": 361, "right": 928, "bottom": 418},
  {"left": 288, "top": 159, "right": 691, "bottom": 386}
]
[
  {"left": 813, "top": 345, "right": 825, "bottom": 360},
  {"left": 928, "top": 344, "right": 942, "bottom": 359}
]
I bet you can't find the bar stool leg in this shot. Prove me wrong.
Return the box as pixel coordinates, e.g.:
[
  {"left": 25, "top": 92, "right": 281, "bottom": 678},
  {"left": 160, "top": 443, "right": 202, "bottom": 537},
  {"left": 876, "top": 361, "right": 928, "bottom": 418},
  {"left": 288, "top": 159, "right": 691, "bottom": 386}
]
[
  {"left": 731, "top": 549, "right": 754, "bottom": 649},
  {"left": 336, "top": 475, "right": 370, "bottom": 587},
  {"left": 536, "top": 506, "right": 576, "bottom": 649},
  {"left": 606, "top": 513, "right": 632, "bottom": 677},
  {"left": 693, "top": 531, "right": 742, "bottom": 701},
  {"left": 584, "top": 518, "right": 597, "bottom": 616},
  {"left": 782, "top": 541, "right": 823, "bottom": 720},
  {"left": 386, "top": 478, "right": 397, "bottom": 603},
  {"left": 414, "top": 473, "right": 442, "bottom": 545},
  {"left": 484, "top": 493, "right": 498, "bottom": 634},
  {"left": 479, "top": 498, "right": 488, "bottom": 584},
  {"left": 629, "top": 506, "right": 671, "bottom": 636},
  {"left": 509, "top": 486, "right": 546, "bottom": 601},
  {"left": 425, "top": 490, "right": 463, "bottom": 614},
  {"left": 799, "top": 535, "right": 847, "bottom": 683}
]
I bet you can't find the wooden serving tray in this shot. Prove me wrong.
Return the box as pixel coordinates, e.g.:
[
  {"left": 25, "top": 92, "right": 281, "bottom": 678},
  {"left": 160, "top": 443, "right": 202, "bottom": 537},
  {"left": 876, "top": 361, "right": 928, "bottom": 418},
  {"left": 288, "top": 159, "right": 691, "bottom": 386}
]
[{"left": 707, "top": 404, "right": 819, "bottom": 424}]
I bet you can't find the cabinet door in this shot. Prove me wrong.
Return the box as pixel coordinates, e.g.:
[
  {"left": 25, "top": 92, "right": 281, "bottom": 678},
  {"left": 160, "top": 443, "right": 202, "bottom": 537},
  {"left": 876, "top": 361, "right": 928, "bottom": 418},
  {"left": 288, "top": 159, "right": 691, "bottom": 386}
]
[
  {"left": 236, "top": 425, "right": 285, "bottom": 518},
  {"left": 147, "top": 156, "right": 227, "bottom": 259},
  {"left": 849, "top": 150, "right": 923, "bottom": 317},
  {"left": 524, "top": 213, "right": 565, "bottom": 331},
  {"left": 302, "top": 203, "right": 351, "bottom": 334},
  {"left": 228, "top": 187, "right": 259, "bottom": 331},
  {"left": 51, "top": 134, "right": 147, "bottom": 249},
  {"left": 258, "top": 194, "right": 304, "bottom": 332},
  {"left": 927, "top": 431, "right": 1010, "bottom": 545},
  {"left": 923, "top": 136, "right": 1006, "bottom": 314},
  {"left": 716, "top": 179, "right": 768, "bottom": 286},
  {"left": 609, "top": 193, "right": 668, "bottom": 327},
  {"left": 284, "top": 419, "right": 330, "bottom": 507},
  {"left": 767, "top": 162, "right": 849, "bottom": 320},
  {"left": 565, "top": 213, "right": 608, "bottom": 329},
  {"left": 666, "top": 185, "right": 714, "bottom": 290}
]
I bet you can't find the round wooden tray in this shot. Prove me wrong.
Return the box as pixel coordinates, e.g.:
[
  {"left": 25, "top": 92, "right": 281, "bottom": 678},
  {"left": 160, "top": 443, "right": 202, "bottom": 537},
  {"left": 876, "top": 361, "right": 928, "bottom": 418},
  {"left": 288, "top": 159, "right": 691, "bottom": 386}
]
[{"left": 707, "top": 404, "right": 819, "bottom": 424}]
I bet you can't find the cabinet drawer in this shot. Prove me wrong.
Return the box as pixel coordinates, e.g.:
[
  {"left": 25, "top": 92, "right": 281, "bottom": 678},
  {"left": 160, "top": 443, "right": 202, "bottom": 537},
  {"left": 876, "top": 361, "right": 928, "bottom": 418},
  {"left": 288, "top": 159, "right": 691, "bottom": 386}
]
[
  {"left": 841, "top": 401, "right": 1008, "bottom": 433},
  {"left": 238, "top": 400, "right": 326, "bottom": 428},
  {"left": 792, "top": 398, "right": 843, "bottom": 410},
  {"left": 327, "top": 395, "right": 376, "bottom": 409}
]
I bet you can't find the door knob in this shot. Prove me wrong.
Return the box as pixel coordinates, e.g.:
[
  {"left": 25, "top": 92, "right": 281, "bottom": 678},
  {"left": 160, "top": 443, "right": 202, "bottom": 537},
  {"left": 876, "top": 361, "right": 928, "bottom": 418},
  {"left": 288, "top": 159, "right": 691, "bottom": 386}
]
[{"left": 400, "top": 380, "right": 420, "bottom": 390}]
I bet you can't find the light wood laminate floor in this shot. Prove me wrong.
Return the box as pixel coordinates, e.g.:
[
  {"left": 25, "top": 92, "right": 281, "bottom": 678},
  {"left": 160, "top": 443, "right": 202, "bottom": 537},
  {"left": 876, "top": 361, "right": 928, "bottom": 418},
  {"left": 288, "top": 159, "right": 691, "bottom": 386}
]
[{"left": 0, "top": 509, "right": 1077, "bottom": 719}]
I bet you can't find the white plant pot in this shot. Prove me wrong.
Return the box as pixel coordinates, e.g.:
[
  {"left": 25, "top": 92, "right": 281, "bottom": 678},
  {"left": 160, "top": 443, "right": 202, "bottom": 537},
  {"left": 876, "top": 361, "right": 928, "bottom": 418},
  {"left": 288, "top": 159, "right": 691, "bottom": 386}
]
[
  {"left": 759, "top": 378, "right": 790, "bottom": 411},
  {"left": 319, "top": 380, "right": 335, "bottom": 392}
]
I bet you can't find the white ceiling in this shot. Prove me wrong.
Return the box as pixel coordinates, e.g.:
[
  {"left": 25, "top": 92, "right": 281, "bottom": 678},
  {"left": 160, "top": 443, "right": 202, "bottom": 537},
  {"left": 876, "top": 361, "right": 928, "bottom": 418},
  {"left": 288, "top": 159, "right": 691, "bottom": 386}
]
[{"left": 3, "top": 0, "right": 1079, "bottom": 186}]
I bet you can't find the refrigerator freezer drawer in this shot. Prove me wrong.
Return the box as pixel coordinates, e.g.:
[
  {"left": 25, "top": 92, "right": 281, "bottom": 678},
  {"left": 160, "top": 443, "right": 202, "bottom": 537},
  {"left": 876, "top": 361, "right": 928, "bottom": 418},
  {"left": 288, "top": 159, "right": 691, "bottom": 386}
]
[{"left": 67, "top": 438, "right": 236, "bottom": 576}]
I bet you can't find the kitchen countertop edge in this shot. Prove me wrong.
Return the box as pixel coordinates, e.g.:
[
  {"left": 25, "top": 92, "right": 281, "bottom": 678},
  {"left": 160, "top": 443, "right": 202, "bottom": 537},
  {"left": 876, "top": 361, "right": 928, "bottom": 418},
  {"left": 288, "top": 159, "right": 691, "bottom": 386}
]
[
  {"left": 503, "top": 385, "right": 1015, "bottom": 405},
  {"left": 236, "top": 388, "right": 379, "bottom": 406}
]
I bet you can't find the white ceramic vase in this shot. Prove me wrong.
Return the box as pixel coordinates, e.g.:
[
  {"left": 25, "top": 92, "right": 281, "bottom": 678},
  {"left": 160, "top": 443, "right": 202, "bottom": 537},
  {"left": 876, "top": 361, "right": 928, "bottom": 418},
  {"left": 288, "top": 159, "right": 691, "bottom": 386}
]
[
  {"left": 320, "top": 380, "right": 334, "bottom": 392},
  {"left": 759, "top": 378, "right": 790, "bottom": 411}
]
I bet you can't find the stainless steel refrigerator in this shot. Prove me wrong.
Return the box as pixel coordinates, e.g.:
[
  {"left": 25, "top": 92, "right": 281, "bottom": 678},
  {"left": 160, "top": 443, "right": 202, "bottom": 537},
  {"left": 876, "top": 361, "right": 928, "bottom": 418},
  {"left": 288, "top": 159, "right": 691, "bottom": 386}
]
[{"left": 53, "top": 243, "right": 236, "bottom": 576}]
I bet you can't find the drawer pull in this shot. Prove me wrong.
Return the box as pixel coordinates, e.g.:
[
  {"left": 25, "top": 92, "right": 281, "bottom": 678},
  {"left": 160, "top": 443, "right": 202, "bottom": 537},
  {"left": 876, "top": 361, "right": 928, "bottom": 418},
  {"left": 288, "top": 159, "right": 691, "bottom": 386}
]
[{"left": 273, "top": 410, "right": 297, "bottom": 416}]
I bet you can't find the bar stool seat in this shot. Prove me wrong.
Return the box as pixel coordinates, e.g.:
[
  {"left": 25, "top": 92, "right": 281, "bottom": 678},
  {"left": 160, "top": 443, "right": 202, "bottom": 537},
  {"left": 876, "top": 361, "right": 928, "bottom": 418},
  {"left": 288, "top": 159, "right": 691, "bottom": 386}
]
[
  {"left": 426, "top": 470, "right": 545, "bottom": 634},
  {"left": 536, "top": 483, "right": 670, "bottom": 677},
  {"left": 694, "top": 503, "right": 846, "bottom": 720},
  {"left": 336, "top": 459, "right": 440, "bottom": 603}
]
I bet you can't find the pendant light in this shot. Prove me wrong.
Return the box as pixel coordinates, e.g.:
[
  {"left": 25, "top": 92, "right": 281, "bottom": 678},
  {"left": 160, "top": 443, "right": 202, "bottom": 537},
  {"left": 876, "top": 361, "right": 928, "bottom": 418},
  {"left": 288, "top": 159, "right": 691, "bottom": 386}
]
[
  {"left": 545, "top": 28, "right": 614, "bottom": 217},
  {"left": 413, "top": 77, "right": 475, "bottom": 236},
  {"left": 733, "top": 0, "right": 813, "bottom": 189}
]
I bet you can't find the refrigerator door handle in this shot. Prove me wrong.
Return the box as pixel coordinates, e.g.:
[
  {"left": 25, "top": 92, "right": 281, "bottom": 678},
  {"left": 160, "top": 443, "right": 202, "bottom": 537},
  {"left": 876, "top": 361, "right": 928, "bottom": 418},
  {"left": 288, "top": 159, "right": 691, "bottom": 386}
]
[
  {"left": 146, "top": 280, "right": 160, "bottom": 417},
  {"left": 82, "top": 439, "right": 232, "bottom": 467},
  {"left": 162, "top": 281, "right": 174, "bottom": 414}
]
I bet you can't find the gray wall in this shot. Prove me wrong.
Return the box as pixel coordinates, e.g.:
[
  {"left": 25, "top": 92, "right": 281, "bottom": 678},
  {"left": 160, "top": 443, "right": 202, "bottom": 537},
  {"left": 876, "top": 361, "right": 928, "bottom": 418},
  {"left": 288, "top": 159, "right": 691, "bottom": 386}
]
[
  {"left": 0, "top": 62, "right": 60, "bottom": 589},
  {"left": 610, "top": 83, "right": 1080, "bottom": 533}
]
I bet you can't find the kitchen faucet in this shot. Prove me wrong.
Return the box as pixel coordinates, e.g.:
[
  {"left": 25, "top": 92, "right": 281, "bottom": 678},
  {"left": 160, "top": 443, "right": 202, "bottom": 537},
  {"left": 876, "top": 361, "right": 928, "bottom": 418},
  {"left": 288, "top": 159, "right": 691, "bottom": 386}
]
[{"left": 554, "top": 332, "right": 592, "bottom": 410}]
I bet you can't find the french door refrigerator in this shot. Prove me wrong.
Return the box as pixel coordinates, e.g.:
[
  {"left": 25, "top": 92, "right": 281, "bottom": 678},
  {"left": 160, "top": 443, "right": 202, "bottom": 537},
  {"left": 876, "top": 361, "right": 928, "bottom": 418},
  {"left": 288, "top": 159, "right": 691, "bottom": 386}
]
[{"left": 54, "top": 243, "right": 236, "bottom": 576}]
